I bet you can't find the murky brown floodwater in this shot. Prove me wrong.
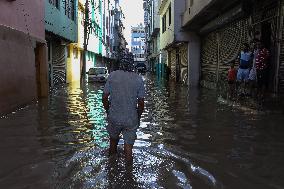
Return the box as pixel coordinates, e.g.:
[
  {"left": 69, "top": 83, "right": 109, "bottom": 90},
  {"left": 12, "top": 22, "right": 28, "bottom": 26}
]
[{"left": 1, "top": 74, "right": 284, "bottom": 189}]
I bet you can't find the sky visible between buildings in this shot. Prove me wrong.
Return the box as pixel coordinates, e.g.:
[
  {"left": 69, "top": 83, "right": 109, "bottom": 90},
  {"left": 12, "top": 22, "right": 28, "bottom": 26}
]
[{"left": 120, "top": 0, "right": 144, "bottom": 49}]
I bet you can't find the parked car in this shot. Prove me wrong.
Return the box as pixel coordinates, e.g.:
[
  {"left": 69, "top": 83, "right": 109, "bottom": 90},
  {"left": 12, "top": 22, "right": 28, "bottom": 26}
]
[
  {"left": 87, "top": 67, "right": 109, "bottom": 82},
  {"left": 135, "top": 63, "right": 147, "bottom": 74}
]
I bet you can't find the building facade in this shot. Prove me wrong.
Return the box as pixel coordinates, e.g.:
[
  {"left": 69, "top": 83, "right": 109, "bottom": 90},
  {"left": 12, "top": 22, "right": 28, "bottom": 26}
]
[
  {"left": 144, "top": 0, "right": 162, "bottom": 75},
  {"left": 146, "top": 0, "right": 284, "bottom": 93},
  {"left": 182, "top": 0, "right": 284, "bottom": 94},
  {"left": 45, "top": 0, "right": 78, "bottom": 87},
  {"left": 67, "top": 0, "right": 113, "bottom": 83},
  {"left": 131, "top": 24, "right": 146, "bottom": 66},
  {"left": 112, "top": 0, "right": 128, "bottom": 68},
  {"left": 65, "top": 0, "right": 127, "bottom": 83},
  {"left": 158, "top": 0, "right": 191, "bottom": 84},
  {"left": 0, "top": 0, "right": 48, "bottom": 115}
]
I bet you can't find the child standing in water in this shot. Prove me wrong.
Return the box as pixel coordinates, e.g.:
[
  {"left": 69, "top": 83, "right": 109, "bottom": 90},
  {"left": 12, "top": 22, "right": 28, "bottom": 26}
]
[{"left": 228, "top": 62, "right": 237, "bottom": 99}]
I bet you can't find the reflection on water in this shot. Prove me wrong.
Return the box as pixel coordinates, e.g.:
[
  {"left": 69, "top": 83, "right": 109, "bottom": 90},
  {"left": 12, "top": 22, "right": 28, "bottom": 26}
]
[{"left": 0, "top": 75, "right": 284, "bottom": 188}]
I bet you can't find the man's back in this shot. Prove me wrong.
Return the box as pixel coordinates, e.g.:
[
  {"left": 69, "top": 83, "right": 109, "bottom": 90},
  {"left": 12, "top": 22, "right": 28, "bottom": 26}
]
[{"left": 104, "top": 70, "right": 145, "bottom": 126}]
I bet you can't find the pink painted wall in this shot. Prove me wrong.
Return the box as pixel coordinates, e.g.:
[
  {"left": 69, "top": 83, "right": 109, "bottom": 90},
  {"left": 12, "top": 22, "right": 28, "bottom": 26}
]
[
  {"left": 0, "top": 0, "right": 45, "bottom": 40},
  {"left": 0, "top": 0, "right": 46, "bottom": 115},
  {"left": 0, "top": 26, "right": 37, "bottom": 115}
]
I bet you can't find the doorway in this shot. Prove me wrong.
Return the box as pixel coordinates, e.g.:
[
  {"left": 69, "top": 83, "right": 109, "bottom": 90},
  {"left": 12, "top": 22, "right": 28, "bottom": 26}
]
[
  {"left": 261, "top": 22, "right": 272, "bottom": 50},
  {"left": 35, "top": 44, "right": 41, "bottom": 98},
  {"left": 176, "top": 49, "right": 181, "bottom": 82},
  {"left": 35, "top": 43, "right": 49, "bottom": 98},
  {"left": 261, "top": 21, "right": 274, "bottom": 91}
]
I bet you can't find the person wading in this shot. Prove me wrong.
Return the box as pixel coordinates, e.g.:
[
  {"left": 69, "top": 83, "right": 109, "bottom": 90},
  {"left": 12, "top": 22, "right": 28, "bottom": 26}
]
[{"left": 102, "top": 59, "right": 145, "bottom": 162}]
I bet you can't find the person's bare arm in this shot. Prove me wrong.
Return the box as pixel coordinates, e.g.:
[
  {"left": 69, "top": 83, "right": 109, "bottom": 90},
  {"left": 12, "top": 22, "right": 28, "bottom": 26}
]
[
  {"left": 102, "top": 93, "right": 110, "bottom": 114},
  {"left": 137, "top": 98, "right": 144, "bottom": 120}
]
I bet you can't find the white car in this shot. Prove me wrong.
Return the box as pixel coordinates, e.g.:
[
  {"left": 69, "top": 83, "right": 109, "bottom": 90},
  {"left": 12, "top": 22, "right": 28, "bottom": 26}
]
[{"left": 88, "top": 67, "right": 109, "bottom": 82}]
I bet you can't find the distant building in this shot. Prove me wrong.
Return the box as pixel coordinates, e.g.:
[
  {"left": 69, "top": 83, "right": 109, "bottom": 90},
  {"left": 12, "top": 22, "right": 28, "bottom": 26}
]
[
  {"left": 66, "top": 0, "right": 127, "bottom": 82},
  {"left": 144, "top": 0, "right": 161, "bottom": 74},
  {"left": 131, "top": 24, "right": 146, "bottom": 66},
  {"left": 67, "top": 0, "right": 118, "bottom": 82}
]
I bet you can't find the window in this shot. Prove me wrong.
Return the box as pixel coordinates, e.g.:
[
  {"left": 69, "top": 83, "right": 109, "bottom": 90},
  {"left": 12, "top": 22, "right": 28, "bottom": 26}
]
[
  {"left": 49, "top": 0, "right": 59, "bottom": 8},
  {"left": 47, "top": 41, "right": 51, "bottom": 61},
  {"left": 64, "top": 0, "right": 75, "bottom": 21},
  {"left": 73, "top": 48, "right": 78, "bottom": 59},
  {"left": 88, "top": 52, "right": 91, "bottom": 61},
  {"left": 80, "top": 10, "right": 84, "bottom": 26},
  {"left": 162, "top": 14, "right": 166, "bottom": 33},
  {"left": 67, "top": 46, "right": 70, "bottom": 58},
  {"left": 168, "top": 4, "right": 171, "bottom": 26},
  {"left": 106, "top": 17, "right": 109, "bottom": 34}
]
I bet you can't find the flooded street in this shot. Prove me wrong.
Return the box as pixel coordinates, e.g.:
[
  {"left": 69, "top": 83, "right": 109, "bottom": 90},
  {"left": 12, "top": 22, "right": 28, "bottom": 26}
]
[{"left": 1, "top": 74, "right": 284, "bottom": 189}]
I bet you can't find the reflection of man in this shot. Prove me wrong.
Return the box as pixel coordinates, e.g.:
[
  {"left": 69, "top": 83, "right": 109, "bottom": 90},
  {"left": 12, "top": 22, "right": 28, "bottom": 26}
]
[{"left": 102, "top": 60, "right": 145, "bottom": 162}]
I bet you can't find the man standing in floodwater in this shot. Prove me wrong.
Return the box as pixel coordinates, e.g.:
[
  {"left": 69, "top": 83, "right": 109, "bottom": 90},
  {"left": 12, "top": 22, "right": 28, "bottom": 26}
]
[{"left": 102, "top": 61, "right": 145, "bottom": 162}]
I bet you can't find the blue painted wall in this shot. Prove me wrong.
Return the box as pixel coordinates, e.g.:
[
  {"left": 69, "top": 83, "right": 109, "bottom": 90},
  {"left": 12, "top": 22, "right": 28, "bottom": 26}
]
[{"left": 45, "top": 0, "right": 78, "bottom": 42}]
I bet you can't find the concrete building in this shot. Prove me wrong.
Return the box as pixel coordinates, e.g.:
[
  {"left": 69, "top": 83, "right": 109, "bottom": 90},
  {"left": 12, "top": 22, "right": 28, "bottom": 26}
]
[
  {"left": 104, "top": 0, "right": 118, "bottom": 71},
  {"left": 0, "top": 0, "right": 48, "bottom": 115},
  {"left": 67, "top": 0, "right": 117, "bottom": 83},
  {"left": 109, "top": 0, "right": 129, "bottom": 70},
  {"left": 182, "top": 0, "right": 284, "bottom": 94},
  {"left": 66, "top": 0, "right": 84, "bottom": 83},
  {"left": 65, "top": 0, "right": 127, "bottom": 83},
  {"left": 144, "top": 0, "right": 162, "bottom": 74},
  {"left": 45, "top": 0, "right": 78, "bottom": 87},
  {"left": 131, "top": 24, "right": 146, "bottom": 66},
  {"left": 158, "top": 0, "right": 191, "bottom": 84}
]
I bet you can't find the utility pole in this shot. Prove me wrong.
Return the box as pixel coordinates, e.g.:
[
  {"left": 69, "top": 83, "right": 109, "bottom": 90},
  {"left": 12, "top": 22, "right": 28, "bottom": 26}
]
[{"left": 82, "top": 0, "right": 90, "bottom": 80}]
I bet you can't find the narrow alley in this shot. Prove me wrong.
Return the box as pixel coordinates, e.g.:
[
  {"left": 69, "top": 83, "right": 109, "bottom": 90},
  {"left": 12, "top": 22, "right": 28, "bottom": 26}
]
[
  {"left": 2, "top": 0, "right": 284, "bottom": 188},
  {"left": 0, "top": 75, "right": 284, "bottom": 188}
]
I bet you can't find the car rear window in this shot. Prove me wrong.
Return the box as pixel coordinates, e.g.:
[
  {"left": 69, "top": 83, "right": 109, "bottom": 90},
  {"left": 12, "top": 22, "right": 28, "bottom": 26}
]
[{"left": 89, "top": 68, "right": 107, "bottom": 75}]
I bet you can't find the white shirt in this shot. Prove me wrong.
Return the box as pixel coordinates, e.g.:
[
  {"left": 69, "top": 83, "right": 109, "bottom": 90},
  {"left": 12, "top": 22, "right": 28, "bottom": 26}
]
[{"left": 103, "top": 70, "right": 145, "bottom": 126}]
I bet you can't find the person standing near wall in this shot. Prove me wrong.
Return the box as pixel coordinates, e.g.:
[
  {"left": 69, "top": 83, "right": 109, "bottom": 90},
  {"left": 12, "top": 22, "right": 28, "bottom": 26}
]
[
  {"left": 236, "top": 43, "right": 253, "bottom": 96},
  {"left": 255, "top": 41, "right": 270, "bottom": 100}
]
